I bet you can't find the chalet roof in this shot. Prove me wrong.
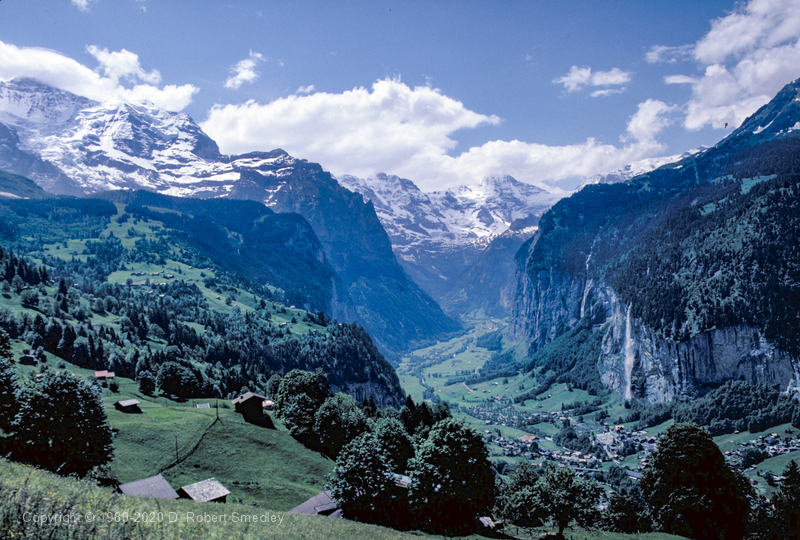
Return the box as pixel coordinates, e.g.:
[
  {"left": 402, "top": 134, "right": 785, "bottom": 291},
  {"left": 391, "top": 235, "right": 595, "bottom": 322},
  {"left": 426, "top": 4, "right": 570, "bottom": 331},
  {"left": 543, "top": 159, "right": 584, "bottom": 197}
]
[
  {"left": 179, "top": 478, "right": 231, "bottom": 502},
  {"left": 262, "top": 400, "right": 275, "bottom": 408},
  {"left": 118, "top": 474, "right": 179, "bottom": 499},
  {"left": 479, "top": 516, "right": 503, "bottom": 529},
  {"left": 94, "top": 370, "right": 115, "bottom": 378},
  {"left": 116, "top": 399, "right": 140, "bottom": 408},
  {"left": 387, "top": 472, "right": 411, "bottom": 489},
  {"left": 289, "top": 490, "right": 342, "bottom": 518},
  {"left": 231, "top": 392, "right": 267, "bottom": 406}
]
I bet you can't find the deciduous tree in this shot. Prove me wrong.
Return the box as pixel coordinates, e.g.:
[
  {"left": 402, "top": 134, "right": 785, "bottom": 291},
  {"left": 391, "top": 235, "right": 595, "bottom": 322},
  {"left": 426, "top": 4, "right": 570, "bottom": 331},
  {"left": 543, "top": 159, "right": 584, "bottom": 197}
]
[
  {"left": 274, "top": 368, "right": 331, "bottom": 438},
  {"left": 532, "top": 464, "right": 602, "bottom": 538},
  {"left": 328, "top": 432, "right": 398, "bottom": 523},
  {"left": 373, "top": 416, "right": 414, "bottom": 473},
  {"left": 314, "top": 392, "right": 367, "bottom": 458},
  {"left": 640, "top": 423, "right": 752, "bottom": 540},
  {"left": 13, "top": 370, "right": 114, "bottom": 476},
  {"left": 408, "top": 418, "right": 495, "bottom": 535}
]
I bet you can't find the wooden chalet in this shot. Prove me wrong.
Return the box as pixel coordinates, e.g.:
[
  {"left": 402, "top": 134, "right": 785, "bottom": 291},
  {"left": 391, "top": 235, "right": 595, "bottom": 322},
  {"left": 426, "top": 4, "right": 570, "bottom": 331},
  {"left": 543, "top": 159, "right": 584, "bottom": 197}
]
[
  {"left": 94, "top": 370, "right": 115, "bottom": 381},
  {"left": 178, "top": 478, "right": 231, "bottom": 503},
  {"left": 289, "top": 490, "right": 342, "bottom": 518},
  {"left": 231, "top": 392, "right": 268, "bottom": 422},
  {"left": 114, "top": 399, "right": 141, "bottom": 413},
  {"left": 118, "top": 474, "right": 179, "bottom": 499},
  {"left": 19, "top": 354, "right": 37, "bottom": 366}
]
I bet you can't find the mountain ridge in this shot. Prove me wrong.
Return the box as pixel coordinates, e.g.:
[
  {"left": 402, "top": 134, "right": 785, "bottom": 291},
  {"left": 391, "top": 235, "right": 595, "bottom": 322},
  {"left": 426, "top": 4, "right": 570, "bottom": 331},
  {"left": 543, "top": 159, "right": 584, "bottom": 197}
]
[
  {"left": 337, "top": 172, "right": 559, "bottom": 308},
  {"left": 0, "top": 77, "right": 459, "bottom": 359},
  {"left": 509, "top": 77, "right": 800, "bottom": 402}
]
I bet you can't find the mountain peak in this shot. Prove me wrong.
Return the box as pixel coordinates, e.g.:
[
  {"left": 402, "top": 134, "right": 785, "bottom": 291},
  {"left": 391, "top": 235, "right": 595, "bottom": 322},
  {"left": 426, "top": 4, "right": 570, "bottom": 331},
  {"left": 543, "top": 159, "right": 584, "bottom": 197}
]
[
  {"left": 722, "top": 78, "right": 800, "bottom": 146},
  {"left": 0, "top": 77, "right": 97, "bottom": 126}
]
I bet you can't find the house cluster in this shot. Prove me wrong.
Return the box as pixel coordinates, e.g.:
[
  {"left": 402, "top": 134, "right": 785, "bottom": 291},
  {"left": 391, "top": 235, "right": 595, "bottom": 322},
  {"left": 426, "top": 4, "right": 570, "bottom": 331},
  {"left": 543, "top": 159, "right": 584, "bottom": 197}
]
[
  {"left": 118, "top": 474, "right": 231, "bottom": 503},
  {"left": 727, "top": 431, "right": 800, "bottom": 469},
  {"left": 486, "top": 434, "right": 541, "bottom": 459},
  {"left": 595, "top": 425, "right": 658, "bottom": 463},
  {"left": 539, "top": 448, "right": 603, "bottom": 470},
  {"left": 465, "top": 403, "right": 555, "bottom": 431},
  {"left": 485, "top": 432, "right": 604, "bottom": 469},
  {"left": 129, "top": 272, "right": 175, "bottom": 278}
]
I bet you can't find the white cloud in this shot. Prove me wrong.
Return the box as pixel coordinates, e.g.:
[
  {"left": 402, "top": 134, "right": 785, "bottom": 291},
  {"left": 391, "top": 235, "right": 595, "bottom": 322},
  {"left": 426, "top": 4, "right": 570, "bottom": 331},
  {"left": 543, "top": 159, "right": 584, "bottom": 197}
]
[
  {"left": 667, "top": 0, "right": 800, "bottom": 130},
  {"left": 646, "top": 44, "right": 694, "bottom": 64},
  {"left": 295, "top": 84, "right": 315, "bottom": 94},
  {"left": 0, "top": 40, "right": 197, "bottom": 111},
  {"left": 664, "top": 74, "right": 697, "bottom": 85},
  {"left": 554, "top": 66, "right": 592, "bottom": 92},
  {"left": 201, "top": 78, "right": 667, "bottom": 191},
  {"left": 202, "top": 78, "right": 501, "bottom": 182},
  {"left": 225, "top": 51, "right": 265, "bottom": 90},
  {"left": 71, "top": 0, "right": 96, "bottom": 12},
  {"left": 86, "top": 45, "right": 161, "bottom": 84},
  {"left": 590, "top": 88, "right": 625, "bottom": 98},
  {"left": 625, "top": 99, "right": 676, "bottom": 144},
  {"left": 554, "top": 66, "right": 631, "bottom": 94}
]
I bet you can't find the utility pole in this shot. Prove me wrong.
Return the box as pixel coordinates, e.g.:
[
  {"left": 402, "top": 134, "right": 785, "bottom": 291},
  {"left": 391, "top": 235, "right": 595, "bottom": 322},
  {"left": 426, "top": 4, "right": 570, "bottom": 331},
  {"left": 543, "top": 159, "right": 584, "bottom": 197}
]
[{"left": 175, "top": 435, "right": 178, "bottom": 464}]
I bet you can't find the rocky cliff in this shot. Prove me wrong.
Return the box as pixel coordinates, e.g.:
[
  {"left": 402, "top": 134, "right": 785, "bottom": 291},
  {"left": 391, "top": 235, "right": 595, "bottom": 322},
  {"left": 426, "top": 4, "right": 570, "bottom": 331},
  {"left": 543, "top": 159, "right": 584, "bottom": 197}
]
[
  {"left": 511, "top": 256, "right": 800, "bottom": 402},
  {"left": 510, "top": 78, "right": 800, "bottom": 402}
]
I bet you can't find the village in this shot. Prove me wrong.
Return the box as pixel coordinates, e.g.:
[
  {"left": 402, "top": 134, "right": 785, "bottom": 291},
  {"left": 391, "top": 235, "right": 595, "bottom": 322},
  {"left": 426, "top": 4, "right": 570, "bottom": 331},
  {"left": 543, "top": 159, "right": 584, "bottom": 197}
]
[{"left": 469, "top": 392, "right": 800, "bottom": 491}]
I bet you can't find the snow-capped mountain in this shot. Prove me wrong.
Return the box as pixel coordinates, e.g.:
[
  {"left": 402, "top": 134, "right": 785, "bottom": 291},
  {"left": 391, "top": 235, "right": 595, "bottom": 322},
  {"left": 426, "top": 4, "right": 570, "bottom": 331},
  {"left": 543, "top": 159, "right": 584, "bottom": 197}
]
[
  {"left": 0, "top": 78, "right": 227, "bottom": 195},
  {"left": 339, "top": 173, "right": 558, "bottom": 249},
  {"left": 337, "top": 172, "right": 561, "bottom": 302},
  {"left": 0, "top": 77, "right": 459, "bottom": 357},
  {"left": 576, "top": 149, "right": 705, "bottom": 191}
]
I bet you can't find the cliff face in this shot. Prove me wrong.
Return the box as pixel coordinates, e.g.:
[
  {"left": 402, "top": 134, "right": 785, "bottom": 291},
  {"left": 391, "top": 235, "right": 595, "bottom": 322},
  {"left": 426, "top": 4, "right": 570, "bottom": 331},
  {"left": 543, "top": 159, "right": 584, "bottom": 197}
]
[
  {"left": 508, "top": 234, "right": 586, "bottom": 351},
  {"left": 509, "top": 79, "right": 800, "bottom": 403},
  {"left": 511, "top": 257, "right": 800, "bottom": 402}
]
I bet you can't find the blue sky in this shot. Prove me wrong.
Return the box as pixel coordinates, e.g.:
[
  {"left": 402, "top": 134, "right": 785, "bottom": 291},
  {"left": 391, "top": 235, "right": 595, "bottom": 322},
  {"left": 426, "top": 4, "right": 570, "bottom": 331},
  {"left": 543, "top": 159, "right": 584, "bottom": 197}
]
[{"left": 2, "top": 0, "right": 800, "bottom": 191}]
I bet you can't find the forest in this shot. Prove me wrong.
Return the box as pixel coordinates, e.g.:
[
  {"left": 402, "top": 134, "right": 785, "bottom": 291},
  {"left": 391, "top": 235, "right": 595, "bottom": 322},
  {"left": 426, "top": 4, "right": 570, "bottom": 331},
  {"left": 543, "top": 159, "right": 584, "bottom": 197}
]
[
  {"left": 0, "top": 195, "right": 404, "bottom": 407},
  {"left": 525, "top": 137, "right": 800, "bottom": 356}
]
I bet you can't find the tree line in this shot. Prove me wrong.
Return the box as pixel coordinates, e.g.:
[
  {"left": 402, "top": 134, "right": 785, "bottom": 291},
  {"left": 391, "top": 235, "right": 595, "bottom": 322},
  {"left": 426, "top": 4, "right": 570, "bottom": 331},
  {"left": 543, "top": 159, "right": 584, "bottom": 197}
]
[{"left": 272, "top": 370, "right": 800, "bottom": 540}]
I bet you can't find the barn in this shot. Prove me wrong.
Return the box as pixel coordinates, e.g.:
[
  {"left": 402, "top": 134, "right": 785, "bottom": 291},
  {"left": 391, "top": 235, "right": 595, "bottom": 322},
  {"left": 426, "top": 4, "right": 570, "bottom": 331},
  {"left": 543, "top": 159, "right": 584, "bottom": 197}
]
[
  {"left": 178, "top": 478, "right": 231, "bottom": 503},
  {"left": 114, "top": 399, "right": 141, "bottom": 413},
  {"left": 118, "top": 474, "right": 179, "bottom": 499},
  {"left": 231, "top": 392, "right": 268, "bottom": 422}
]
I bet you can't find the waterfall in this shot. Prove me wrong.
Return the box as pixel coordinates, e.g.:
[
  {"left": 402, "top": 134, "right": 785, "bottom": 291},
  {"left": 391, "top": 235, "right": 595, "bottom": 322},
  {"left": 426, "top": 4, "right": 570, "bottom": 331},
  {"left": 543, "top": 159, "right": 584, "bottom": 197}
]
[
  {"left": 580, "top": 279, "right": 593, "bottom": 319},
  {"left": 623, "top": 303, "right": 635, "bottom": 401}
]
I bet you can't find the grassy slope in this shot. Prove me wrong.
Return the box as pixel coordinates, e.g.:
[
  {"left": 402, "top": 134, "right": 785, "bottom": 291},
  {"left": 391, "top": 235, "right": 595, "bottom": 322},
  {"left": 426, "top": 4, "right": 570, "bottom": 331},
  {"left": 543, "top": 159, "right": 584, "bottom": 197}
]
[
  {"left": 13, "top": 354, "right": 333, "bottom": 512},
  {"left": 0, "top": 459, "right": 419, "bottom": 540},
  {"left": 35, "top": 203, "right": 327, "bottom": 336},
  {"left": 0, "top": 459, "right": 690, "bottom": 540}
]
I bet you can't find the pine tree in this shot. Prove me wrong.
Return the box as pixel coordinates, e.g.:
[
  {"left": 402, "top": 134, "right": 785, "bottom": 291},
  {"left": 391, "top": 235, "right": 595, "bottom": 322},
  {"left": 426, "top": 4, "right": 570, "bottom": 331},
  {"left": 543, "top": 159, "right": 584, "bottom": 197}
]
[{"left": 0, "top": 357, "right": 18, "bottom": 432}]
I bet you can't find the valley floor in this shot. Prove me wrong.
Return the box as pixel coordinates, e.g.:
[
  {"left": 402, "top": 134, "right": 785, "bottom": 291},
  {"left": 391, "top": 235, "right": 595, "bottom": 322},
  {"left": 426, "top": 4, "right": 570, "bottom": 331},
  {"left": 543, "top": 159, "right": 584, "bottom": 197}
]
[{"left": 398, "top": 322, "right": 800, "bottom": 501}]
